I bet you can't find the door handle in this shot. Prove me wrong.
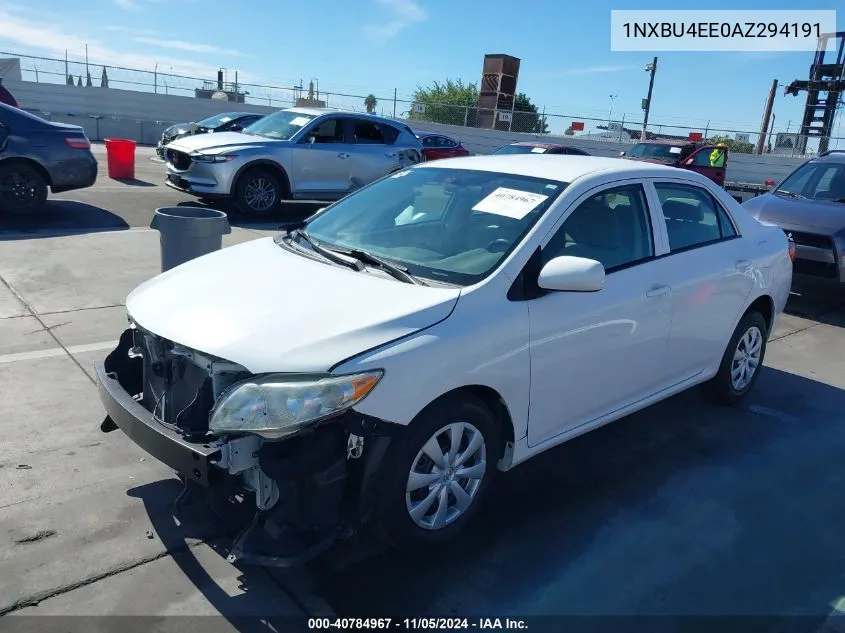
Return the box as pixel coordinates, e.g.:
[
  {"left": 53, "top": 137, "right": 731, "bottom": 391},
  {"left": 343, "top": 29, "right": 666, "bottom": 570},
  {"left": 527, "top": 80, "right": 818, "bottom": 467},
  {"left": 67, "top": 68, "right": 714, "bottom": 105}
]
[
  {"left": 735, "top": 259, "right": 751, "bottom": 270},
  {"left": 646, "top": 285, "right": 670, "bottom": 298},
  {"left": 338, "top": 152, "right": 350, "bottom": 159}
]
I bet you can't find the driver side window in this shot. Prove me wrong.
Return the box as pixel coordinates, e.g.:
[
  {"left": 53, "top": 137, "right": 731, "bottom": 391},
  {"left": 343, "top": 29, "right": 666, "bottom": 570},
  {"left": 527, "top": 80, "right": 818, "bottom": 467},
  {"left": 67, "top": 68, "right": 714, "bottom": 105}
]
[
  {"left": 543, "top": 184, "right": 654, "bottom": 272},
  {"left": 303, "top": 118, "right": 345, "bottom": 144}
]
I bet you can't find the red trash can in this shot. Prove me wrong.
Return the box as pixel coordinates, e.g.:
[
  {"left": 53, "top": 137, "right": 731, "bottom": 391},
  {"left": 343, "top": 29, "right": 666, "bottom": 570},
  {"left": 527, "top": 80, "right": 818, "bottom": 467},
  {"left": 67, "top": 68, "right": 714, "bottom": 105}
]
[{"left": 104, "top": 138, "right": 136, "bottom": 180}]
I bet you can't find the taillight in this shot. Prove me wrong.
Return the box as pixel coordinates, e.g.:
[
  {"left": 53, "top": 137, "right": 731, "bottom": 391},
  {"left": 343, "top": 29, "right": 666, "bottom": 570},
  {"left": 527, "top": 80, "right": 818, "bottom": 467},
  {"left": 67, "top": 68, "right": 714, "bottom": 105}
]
[
  {"left": 65, "top": 137, "right": 91, "bottom": 150},
  {"left": 787, "top": 234, "right": 796, "bottom": 262}
]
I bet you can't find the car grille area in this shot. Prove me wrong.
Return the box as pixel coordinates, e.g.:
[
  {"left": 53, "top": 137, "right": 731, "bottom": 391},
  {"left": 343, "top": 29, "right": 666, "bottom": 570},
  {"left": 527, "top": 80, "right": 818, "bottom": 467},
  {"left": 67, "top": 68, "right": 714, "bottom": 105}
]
[
  {"left": 166, "top": 149, "right": 192, "bottom": 171},
  {"left": 784, "top": 230, "right": 839, "bottom": 280},
  {"left": 135, "top": 328, "right": 249, "bottom": 437}
]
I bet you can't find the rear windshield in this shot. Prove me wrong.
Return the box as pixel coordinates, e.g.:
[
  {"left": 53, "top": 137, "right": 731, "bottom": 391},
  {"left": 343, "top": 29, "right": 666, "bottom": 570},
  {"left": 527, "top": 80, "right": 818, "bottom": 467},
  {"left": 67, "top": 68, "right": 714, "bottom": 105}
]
[{"left": 627, "top": 143, "right": 685, "bottom": 162}]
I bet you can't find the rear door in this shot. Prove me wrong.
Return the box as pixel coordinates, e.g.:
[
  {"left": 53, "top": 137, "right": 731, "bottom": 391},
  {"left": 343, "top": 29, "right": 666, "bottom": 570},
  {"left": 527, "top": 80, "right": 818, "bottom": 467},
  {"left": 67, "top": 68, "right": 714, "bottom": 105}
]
[
  {"left": 346, "top": 118, "right": 402, "bottom": 187},
  {"left": 646, "top": 178, "right": 754, "bottom": 381},
  {"left": 684, "top": 146, "right": 727, "bottom": 185},
  {"left": 290, "top": 116, "right": 352, "bottom": 197}
]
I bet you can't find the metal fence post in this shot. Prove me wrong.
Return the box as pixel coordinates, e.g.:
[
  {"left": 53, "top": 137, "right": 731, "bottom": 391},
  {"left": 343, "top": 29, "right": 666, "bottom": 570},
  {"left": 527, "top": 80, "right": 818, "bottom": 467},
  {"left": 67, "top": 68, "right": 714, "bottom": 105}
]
[
  {"left": 463, "top": 104, "right": 469, "bottom": 127},
  {"left": 508, "top": 101, "right": 515, "bottom": 132},
  {"left": 619, "top": 114, "right": 625, "bottom": 141}
]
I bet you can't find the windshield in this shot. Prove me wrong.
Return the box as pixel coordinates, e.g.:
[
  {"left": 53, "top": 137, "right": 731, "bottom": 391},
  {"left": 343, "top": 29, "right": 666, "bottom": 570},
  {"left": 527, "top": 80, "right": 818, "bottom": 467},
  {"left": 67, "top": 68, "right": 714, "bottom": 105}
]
[
  {"left": 627, "top": 142, "right": 684, "bottom": 162},
  {"left": 197, "top": 112, "right": 237, "bottom": 129},
  {"left": 302, "top": 167, "right": 567, "bottom": 286},
  {"left": 494, "top": 144, "right": 548, "bottom": 155},
  {"left": 241, "top": 110, "right": 315, "bottom": 140},
  {"left": 776, "top": 162, "right": 845, "bottom": 201}
]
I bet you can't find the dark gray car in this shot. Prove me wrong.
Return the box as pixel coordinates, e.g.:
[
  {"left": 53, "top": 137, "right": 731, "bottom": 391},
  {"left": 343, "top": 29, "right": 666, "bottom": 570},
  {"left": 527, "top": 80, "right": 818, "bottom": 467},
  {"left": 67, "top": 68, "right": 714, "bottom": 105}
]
[
  {"left": 743, "top": 150, "right": 845, "bottom": 285},
  {"left": 156, "top": 112, "right": 266, "bottom": 158},
  {"left": 0, "top": 103, "right": 98, "bottom": 215}
]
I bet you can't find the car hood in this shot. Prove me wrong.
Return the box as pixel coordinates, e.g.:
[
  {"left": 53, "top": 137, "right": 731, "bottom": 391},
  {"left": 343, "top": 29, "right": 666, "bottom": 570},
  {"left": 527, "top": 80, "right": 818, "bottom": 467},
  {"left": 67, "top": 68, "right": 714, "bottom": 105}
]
[
  {"left": 166, "top": 131, "right": 279, "bottom": 154},
  {"left": 125, "top": 237, "right": 461, "bottom": 374},
  {"left": 743, "top": 193, "right": 845, "bottom": 235}
]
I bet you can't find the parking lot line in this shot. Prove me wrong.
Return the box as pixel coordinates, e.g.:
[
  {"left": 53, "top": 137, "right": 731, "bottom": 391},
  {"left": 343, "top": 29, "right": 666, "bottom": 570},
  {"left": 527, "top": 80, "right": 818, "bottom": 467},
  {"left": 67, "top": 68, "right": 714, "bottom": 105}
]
[{"left": 0, "top": 340, "right": 117, "bottom": 365}]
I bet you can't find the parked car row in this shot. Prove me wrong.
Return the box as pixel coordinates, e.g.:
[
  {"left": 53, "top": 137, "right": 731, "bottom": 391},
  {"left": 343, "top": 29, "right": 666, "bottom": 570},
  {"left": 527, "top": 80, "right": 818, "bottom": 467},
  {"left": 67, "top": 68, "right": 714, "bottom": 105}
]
[{"left": 156, "top": 111, "right": 267, "bottom": 158}]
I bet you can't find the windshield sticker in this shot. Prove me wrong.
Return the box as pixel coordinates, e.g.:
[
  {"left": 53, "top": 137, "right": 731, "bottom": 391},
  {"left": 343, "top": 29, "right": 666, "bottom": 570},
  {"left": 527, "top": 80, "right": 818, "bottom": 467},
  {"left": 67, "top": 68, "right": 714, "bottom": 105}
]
[
  {"left": 669, "top": 147, "right": 682, "bottom": 154},
  {"left": 219, "top": 117, "right": 232, "bottom": 123},
  {"left": 531, "top": 147, "right": 547, "bottom": 153},
  {"left": 472, "top": 187, "right": 549, "bottom": 220},
  {"left": 290, "top": 116, "right": 311, "bottom": 126}
]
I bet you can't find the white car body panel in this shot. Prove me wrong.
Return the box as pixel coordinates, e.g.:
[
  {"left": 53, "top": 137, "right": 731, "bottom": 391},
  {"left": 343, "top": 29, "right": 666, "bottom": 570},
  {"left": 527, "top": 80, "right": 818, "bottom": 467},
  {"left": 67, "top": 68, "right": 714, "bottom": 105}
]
[
  {"left": 130, "top": 154, "right": 792, "bottom": 471},
  {"left": 125, "top": 238, "right": 461, "bottom": 374}
]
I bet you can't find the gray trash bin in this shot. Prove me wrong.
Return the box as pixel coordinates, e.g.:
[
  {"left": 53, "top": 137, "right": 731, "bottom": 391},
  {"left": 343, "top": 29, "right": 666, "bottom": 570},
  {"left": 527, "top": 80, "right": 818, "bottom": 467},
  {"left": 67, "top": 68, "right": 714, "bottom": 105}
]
[{"left": 150, "top": 206, "right": 231, "bottom": 272}]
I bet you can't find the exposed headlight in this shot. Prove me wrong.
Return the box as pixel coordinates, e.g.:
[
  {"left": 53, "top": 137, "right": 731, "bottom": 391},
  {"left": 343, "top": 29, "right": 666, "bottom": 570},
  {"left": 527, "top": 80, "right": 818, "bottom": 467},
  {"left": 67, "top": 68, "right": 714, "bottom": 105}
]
[
  {"left": 208, "top": 371, "right": 383, "bottom": 439},
  {"left": 192, "top": 153, "right": 236, "bottom": 163}
]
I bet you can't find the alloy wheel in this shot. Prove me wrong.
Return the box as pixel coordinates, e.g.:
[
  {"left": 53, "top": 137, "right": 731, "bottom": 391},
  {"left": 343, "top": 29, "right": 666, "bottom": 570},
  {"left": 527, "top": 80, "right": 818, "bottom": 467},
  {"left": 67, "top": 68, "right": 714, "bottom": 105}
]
[
  {"left": 244, "top": 177, "right": 277, "bottom": 213},
  {"left": 0, "top": 170, "right": 39, "bottom": 210},
  {"left": 731, "top": 325, "right": 763, "bottom": 391},
  {"left": 405, "top": 422, "right": 487, "bottom": 530}
]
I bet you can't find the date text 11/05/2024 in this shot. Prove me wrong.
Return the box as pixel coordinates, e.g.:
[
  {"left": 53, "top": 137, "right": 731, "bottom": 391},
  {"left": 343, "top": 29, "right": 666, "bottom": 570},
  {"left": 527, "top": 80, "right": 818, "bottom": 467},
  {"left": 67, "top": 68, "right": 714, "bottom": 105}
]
[
  {"left": 308, "top": 618, "right": 528, "bottom": 630},
  {"left": 622, "top": 22, "right": 821, "bottom": 38}
]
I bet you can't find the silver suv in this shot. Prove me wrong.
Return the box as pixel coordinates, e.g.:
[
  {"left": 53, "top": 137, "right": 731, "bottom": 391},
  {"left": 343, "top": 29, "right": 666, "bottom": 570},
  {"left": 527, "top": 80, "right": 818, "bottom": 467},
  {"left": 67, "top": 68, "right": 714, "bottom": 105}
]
[{"left": 162, "top": 107, "right": 424, "bottom": 215}]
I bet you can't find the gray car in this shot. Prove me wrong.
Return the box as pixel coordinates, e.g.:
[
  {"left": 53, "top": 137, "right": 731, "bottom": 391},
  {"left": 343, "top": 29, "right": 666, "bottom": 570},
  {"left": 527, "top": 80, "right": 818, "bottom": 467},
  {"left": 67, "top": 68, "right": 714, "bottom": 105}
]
[
  {"left": 743, "top": 150, "right": 845, "bottom": 285},
  {"left": 162, "top": 107, "right": 424, "bottom": 215},
  {"left": 0, "top": 103, "right": 97, "bottom": 215}
]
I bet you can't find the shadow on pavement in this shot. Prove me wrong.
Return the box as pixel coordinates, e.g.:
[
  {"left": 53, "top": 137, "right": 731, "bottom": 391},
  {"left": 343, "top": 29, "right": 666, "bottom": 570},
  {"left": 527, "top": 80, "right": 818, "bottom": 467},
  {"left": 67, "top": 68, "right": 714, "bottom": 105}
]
[
  {"left": 785, "top": 284, "right": 845, "bottom": 328},
  {"left": 112, "top": 179, "right": 157, "bottom": 187},
  {"left": 175, "top": 200, "right": 322, "bottom": 231},
  {"left": 312, "top": 367, "right": 845, "bottom": 619},
  {"left": 0, "top": 200, "right": 130, "bottom": 240},
  {"left": 128, "top": 479, "right": 300, "bottom": 631}
]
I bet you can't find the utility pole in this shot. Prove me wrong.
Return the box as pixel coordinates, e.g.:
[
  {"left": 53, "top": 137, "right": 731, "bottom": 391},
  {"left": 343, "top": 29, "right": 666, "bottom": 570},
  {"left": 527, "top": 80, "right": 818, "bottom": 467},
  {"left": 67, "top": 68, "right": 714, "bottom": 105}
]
[
  {"left": 755, "top": 79, "right": 778, "bottom": 155},
  {"left": 641, "top": 57, "right": 657, "bottom": 141},
  {"left": 393, "top": 88, "right": 397, "bottom": 118},
  {"left": 608, "top": 94, "right": 617, "bottom": 131}
]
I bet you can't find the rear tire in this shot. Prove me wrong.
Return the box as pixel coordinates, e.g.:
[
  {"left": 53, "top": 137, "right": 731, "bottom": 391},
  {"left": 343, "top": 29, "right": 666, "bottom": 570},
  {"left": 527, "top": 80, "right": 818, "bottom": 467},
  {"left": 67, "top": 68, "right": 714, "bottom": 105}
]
[
  {"left": 0, "top": 163, "right": 48, "bottom": 216},
  {"left": 374, "top": 393, "right": 501, "bottom": 550},
  {"left": 234, "top": 167, "right": 286, "bottom": 217},
  {"left": 702, "top": 310, "right": 768, "bottom": 405}
]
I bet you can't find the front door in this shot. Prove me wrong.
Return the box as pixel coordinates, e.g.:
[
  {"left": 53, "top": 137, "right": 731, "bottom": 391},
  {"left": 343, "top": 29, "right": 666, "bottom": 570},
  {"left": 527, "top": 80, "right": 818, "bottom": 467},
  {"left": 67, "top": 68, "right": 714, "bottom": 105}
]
[
  {"left": 291, "top": 117, "right": 352, "bottom": 198},
  {"left": 685, "top": 146, "right": 727, "bottom": 186},
  {"left": 648, "top": 179, "right": 754, "bottom": 381},
  {"left": 527, "top": 181, "right": 674, "bottom": 447}
]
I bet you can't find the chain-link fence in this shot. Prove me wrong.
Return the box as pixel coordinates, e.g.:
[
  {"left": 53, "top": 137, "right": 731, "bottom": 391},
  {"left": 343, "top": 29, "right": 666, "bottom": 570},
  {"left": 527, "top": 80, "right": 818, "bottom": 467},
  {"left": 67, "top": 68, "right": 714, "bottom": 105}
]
[{"left": 3, "top": 50, "right": 844, "bottom": 155}]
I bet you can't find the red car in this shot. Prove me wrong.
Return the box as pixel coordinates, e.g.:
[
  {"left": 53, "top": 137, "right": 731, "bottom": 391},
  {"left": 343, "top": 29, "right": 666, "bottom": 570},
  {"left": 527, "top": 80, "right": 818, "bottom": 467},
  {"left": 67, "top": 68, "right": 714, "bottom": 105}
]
[
  {"left": 416, "top": 133, "right": 470, "bottom": 161},
  {"left": 494, "top": 141, "right": 590, "bottom": 156},
  {"left": 0, "top": 80, "right": 18, "bottom": 108}
]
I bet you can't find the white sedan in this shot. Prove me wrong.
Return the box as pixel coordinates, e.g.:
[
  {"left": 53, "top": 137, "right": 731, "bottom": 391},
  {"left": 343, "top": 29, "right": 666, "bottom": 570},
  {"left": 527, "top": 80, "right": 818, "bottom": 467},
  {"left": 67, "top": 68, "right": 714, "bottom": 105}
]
[{"left": 96, "top": 154, "right": 793, "bottom": 563}]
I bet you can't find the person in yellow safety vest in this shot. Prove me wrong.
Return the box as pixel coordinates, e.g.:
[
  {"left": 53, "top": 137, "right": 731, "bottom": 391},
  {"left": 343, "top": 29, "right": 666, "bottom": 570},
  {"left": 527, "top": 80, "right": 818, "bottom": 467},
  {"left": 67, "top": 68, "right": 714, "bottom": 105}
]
[{"left": 709, "top": 143, "right": 727, "bottom": 167}]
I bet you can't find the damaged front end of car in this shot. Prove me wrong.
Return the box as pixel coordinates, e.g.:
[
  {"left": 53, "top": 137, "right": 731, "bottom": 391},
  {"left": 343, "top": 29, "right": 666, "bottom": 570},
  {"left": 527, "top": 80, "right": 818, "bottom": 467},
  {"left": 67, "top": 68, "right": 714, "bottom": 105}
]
[{"left": 96, "top": 322, "right": 400, "bottom": 567}]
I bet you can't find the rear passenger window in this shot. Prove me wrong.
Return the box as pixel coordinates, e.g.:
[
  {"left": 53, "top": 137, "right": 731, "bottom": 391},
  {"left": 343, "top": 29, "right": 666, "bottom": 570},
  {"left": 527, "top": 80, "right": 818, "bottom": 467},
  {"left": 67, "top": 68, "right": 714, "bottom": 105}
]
[
  {"left": 353, "top": 121, "right": 397, "bottom": 144},
  {"left": 654, "top": 182, "right": 737, "bottom": 252}
]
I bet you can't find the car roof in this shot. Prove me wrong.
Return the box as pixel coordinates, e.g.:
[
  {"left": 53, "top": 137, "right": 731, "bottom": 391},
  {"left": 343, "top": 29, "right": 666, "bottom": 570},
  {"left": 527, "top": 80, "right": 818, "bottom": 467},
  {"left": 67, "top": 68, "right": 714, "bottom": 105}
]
[
  {"left": 414, "top": 154, "right": 699, "bottom": 183},
  {"left": 282, "top": 107, "right": 405, "bottom": 127},
  {"left": 813, "top": 150, "right": 845, "bottom": 163},
  {"left": 635, "top": 139, "right": 696, "bottom": 146}
]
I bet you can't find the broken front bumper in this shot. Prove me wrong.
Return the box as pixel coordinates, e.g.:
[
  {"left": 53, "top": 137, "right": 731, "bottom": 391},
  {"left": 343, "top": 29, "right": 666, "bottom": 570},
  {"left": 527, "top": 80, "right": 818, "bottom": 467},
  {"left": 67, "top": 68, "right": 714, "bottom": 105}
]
[
  {"left": 95, "top": 362, "right": 221, "bottom": 487},
  {"left": 94, "top": 329, "right": 401, "bottom": 566}
]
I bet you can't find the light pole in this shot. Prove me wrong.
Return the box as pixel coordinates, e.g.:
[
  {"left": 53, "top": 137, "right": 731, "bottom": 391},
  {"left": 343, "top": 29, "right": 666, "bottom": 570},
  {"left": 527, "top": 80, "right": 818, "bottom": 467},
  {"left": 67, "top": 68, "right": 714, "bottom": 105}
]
[
  {"left": 641, "top": 57, "right": 657, "bottom": 141},
  {"left": 608, "top": 95, "right": 617, "bottom": 133}
]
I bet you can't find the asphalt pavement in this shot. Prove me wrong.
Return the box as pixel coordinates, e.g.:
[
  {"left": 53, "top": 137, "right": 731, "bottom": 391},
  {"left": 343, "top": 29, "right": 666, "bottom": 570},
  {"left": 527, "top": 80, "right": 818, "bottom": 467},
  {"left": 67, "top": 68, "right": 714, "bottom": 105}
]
[{"left": 3, "top": 148, "right": 845, "bottom": 628}]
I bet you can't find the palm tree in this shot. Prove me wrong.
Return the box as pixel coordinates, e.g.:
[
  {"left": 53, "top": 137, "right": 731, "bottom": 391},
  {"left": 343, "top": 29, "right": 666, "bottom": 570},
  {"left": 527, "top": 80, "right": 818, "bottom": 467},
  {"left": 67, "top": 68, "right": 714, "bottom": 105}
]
[{"left": 364, "top": 94, "right": 377, "bottom": 113}]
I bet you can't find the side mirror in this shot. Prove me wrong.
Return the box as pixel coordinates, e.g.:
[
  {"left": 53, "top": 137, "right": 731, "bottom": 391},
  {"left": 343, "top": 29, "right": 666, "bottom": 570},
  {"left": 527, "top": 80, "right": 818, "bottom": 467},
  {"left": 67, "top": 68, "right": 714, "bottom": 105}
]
[
  {"left": 537, "top": 256, "right": 605, "bottom": 292},
  {"left": 619, "top": 151, "right": 626, "bottom": 156},
  {"left": 684, "top": 158, "right": 694, "bottom": 166},
  {"left": 230, "top": 125, "right": 243, "bottom": 132}
]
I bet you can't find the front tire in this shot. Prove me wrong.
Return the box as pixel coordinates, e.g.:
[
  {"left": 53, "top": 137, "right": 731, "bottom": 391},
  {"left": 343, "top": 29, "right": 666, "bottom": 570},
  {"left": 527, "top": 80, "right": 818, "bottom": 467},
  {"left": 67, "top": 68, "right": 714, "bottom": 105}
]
[
  {"left": 702, "top": 310, "right": 768, "bottom": 405},
  {"left": 374, "top": 394, "right": 501, "bottom": 549},
  {"left": 234, "top": 167, "right": 286, "bottom": 217},
  {"left": 0, "top": 163, "right": 48, "bottom": 216}
]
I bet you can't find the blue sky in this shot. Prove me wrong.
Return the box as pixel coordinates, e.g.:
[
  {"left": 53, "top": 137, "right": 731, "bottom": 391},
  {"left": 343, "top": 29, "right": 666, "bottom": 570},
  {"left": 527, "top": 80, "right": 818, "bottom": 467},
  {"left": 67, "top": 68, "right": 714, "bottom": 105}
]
[{"left": 0, "top": 0, "right": 842, "bottom": 138}]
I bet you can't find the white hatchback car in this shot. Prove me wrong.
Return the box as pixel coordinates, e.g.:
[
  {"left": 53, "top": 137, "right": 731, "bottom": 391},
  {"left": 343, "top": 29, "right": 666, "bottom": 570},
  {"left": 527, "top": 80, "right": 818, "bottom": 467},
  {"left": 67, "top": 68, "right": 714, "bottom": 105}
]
[{"left": 96, "top": 155, "right": 793, "bottom": 565}]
